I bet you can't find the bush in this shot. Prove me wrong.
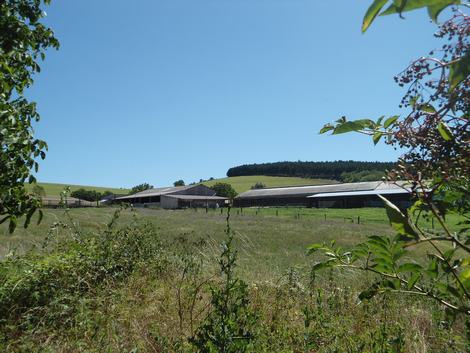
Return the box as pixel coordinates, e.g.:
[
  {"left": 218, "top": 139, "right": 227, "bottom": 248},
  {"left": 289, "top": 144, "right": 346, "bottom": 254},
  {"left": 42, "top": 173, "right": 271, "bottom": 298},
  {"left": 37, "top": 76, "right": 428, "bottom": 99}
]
[
  {"left": 251, "top": 182, "right": 266, "bottom": 189},
  {"left": 0, "top": 209, "right": 163, "bottom": 337},
  {"left": 210, "top": 183, "right": 237, "bottom": 199},
  {"left": 70, "top": 188, "right": 102, "bottom": 202},
  {"left": 191, "top": 211, "right": 257, "bottom": 352}
]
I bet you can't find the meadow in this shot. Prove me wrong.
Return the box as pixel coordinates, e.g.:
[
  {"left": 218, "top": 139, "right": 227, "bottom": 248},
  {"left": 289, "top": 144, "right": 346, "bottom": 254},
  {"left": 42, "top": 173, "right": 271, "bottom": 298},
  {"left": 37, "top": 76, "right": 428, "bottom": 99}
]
[
  {"left": 0, "top": 207, "right": 467, "bottom": 352},
  {"left": 202, "top": 175, "right": 335, "bottom": 193},
  {"left": 25, "top": 182, "right": 130, "bottom": 196}
]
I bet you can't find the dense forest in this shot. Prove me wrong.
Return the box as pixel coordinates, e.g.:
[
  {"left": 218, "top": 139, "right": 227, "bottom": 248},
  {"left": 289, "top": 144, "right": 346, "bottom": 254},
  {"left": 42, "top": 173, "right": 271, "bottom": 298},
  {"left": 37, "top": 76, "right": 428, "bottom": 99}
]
[{"left": 226, "top": 161, "right": 396, "bottom": 182}]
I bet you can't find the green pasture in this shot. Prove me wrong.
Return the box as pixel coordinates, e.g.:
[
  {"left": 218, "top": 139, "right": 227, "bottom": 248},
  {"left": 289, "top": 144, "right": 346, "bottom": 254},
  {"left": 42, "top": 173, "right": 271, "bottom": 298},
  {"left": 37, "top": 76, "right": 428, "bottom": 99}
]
[
  {"left": 25, "top": 182, "right": 129, "bottom": 196},
  {"left": 202, "top": 175, "right": 336, "bottom": 193},
  {"left": 0, "top": 206, "right": 401, "bottom": 281}
]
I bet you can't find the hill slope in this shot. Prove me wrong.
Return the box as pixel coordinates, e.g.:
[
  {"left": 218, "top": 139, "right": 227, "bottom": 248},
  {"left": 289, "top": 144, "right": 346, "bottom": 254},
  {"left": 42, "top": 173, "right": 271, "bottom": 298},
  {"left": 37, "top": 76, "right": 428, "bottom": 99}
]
[
  {"left": 202, "top": 176, "right": 336, "bottom": 194},
  {"left": 26, "top": 182, "right": 129, "bottom": 197}
]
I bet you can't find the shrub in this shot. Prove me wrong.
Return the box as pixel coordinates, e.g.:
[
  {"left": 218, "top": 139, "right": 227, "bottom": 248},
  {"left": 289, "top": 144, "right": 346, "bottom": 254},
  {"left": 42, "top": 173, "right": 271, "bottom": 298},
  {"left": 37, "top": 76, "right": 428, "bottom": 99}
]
[
  {"left": 251, "top": 182, "right": 266, "bottom": 190},
  {"left": 191, "top": 210, "right": 257, "bottom": 352},
  {"left": 210, "top": 183, "right": 237, "bottom": 200},
  {"left": 0, "top": 209, "right": 163, "bottom": 337}
]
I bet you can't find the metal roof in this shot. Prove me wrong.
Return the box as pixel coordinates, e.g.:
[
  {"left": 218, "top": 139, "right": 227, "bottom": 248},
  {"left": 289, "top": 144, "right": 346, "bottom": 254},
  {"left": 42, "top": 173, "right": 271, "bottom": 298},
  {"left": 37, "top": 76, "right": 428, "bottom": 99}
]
[
  {"left": 116, "top": 185, "right": 206, "bottom": 200},
  {"left": 236, "top": 181, "right": 409, "bottom": 199},
  {"left": 308, "top": 188, "right": 410, "bottom": 198},
  {"left": 236, "top": 181, "right": 381, "bottom": 199},
  {"left": 163, "top": 195, "right": 227, "bottom": 200}
]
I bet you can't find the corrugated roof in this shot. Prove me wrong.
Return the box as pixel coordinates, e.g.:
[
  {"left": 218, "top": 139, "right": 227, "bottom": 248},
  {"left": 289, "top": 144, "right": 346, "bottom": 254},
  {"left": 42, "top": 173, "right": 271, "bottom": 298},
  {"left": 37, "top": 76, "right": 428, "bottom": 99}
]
[
  {"left": 236, "top": 181, "right": 382, "bottom": 199},
  {"left": 236, "top": 181, "right": 409, "bottom": 199},
  {"left": 116, "top": 185, "right": 199, "bottom": 200},
  {"left": 308, "top": 188, "right": 410, "bottom": 198},
  {"left": 163, "top": 195, "right": 227, "bottom": 200}
]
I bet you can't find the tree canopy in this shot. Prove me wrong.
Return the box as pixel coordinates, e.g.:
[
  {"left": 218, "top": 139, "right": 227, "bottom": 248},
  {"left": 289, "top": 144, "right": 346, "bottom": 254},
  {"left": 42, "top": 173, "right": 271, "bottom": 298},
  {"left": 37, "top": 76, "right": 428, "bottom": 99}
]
[
  {"left": 129, "top": 183, "right": 153, "bottom": 194},
  {"left": 210, "top": 183, "right": 238, "bottom": 200},
  {"left": 0, "top": 0, "right": 59, "bottom": 232},
  {"left": 227, "top": 161, "right": 395, "bottom": 181}
]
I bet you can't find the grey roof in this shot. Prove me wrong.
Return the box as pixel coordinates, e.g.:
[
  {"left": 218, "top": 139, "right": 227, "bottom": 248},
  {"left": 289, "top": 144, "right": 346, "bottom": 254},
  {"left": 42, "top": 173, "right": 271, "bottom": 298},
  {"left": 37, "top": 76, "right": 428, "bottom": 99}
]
[
  {"left": 163, "top": 195, "right": 227, "bottom": 200},
  {"left": 308, "top": 188, "right": 410, "bottom": 198},
  {"left": 236, "top": 181, "right": 409, "bottom": 199},
  {"left": 116, "top": 185, "right": 200, "bottom": 200}
]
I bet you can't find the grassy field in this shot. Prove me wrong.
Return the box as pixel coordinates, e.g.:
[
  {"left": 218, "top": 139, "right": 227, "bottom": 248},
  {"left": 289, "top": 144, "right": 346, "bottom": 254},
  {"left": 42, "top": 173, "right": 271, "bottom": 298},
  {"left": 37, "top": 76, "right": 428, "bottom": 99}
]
[
  {"left": 3, "top": 206, "right": 456, "bottom": 280},
  {"left": 25, "top": 182, "right": 129, "bottom": 196},
  {"left": 0, "top": 206, "right": 466, "bottom": 352},
  {"left": 202, "top": 175, "right": 336, "bottom": 193},
  {"left": 0, "top": 207, "right": 393, "bottom": 280}
]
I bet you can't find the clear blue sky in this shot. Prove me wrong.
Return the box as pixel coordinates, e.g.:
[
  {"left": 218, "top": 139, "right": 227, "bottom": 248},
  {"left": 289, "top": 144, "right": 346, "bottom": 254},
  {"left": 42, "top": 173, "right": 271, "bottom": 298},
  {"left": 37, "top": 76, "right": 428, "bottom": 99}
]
[{"left": 29, "top": 0, "right": 443, "bottom": 188}]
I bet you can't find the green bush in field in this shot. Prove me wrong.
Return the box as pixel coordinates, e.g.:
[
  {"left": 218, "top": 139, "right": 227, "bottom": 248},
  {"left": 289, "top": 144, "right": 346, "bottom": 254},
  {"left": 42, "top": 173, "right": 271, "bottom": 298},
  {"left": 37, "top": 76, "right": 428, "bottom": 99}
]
[
  {"left": 210, "top": 182, "right": 238, "bottom": 200},
  {"left": 0, "top": 209, "right": 163, "bottom": 339},
  {"left": 191, "top": 211, "right": 257, "bottom": 353}
]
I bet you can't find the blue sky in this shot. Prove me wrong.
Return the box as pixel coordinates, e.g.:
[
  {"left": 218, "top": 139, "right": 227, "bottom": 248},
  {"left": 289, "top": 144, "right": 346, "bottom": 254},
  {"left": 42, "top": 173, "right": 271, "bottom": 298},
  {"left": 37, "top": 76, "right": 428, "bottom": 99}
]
[{"left": 29, "top": 0, "right": 443, "bottom": 188}]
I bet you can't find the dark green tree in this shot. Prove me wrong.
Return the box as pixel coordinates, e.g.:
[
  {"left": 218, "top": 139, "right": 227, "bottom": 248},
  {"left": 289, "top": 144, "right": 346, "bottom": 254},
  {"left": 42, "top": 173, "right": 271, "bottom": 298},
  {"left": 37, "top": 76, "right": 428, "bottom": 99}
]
[
  {"left": 173, "top": 179, "right": 185, "bottom": 187},
  {"left": 0, "top": 0, "right": 59, "bottom": 232},
  {"left": 70, "top": 189, "right": 102, "bottom": 202},
  {"left": 250, "top": 182, "right": 266, "bottom": 190},
  {"left": 129, "top": 183, "right": 153, "bottom": 194},
  {"left": 210, "top": 183, "right": 238, "bottom": 200}
]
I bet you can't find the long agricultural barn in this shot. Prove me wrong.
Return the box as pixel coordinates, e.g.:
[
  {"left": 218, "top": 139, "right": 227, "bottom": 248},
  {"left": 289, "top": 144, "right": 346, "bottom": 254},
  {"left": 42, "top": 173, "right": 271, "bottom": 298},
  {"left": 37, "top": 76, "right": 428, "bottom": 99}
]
[
  {"left": 233, "top": 181, "right": 412, "bottom": 209},
  {"left": 115, "top": 184, "right": 228, "bottom": 209}
]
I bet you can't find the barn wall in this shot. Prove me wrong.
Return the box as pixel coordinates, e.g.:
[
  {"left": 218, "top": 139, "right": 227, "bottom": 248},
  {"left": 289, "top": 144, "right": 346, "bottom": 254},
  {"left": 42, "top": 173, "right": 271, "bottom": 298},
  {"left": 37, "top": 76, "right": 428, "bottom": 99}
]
[{"left": 161, "top": 196, "right": 179, "bottom": 209}]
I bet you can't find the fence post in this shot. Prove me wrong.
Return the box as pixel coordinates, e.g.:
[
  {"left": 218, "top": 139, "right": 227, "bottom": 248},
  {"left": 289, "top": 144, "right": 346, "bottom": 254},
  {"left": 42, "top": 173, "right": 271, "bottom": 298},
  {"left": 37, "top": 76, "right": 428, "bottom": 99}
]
[
  {"left": 357, "top": 216, "right": 360, "bottom": 224},
  {"left": 324, "top": 213, "right": 326, "bottom": 221}
]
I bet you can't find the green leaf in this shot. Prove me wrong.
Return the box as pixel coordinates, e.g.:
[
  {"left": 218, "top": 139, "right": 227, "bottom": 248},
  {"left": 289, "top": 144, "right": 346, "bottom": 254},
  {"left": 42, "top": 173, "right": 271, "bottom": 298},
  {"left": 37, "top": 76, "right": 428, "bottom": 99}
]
[
  {"left": 312, "top": 260, "right": 335, "bottom": 272},
  {"left": 459, "top": 267, "right": 470, "bottom": 288},
  {"left": 332, "top": 119, "right": 375, "bottom": 135},
  {"left": 8, "top": 217, "right": 17, "bottom": 234},
  {"left": 426, "top": 258, "right": 439, "bottom": 279},
  {"left": 383, "top": 115, "right": 399, "bottom": 128},
  {"left": 373, "top": 132, "right": 383, "bottom": 145},
  {"left": 428, "top": 0, "right": 461, "bottom": 22},
  {"left": 362, "top": 0, "right": 389, "bottom": 32},
  {"left": 319, "top": 124, "right": 334, "bottom": 134},
  {"left": 379, "top": 195, "right": 419, "bottom": 240},
  {"left": 307, "top": 243, "right": 324, "bottom": 254},
  {"left": 397, "top": 262, "right": 422, "bottom": 273},
  {"left": 449, "top": 52, "right": 470, "bottom": 91},
  {"left": 437, "top": 122, "right": 453, "bottom": 141},
  {"left": 380, "top": 0, "right": 459, "bottom": 16},
  {"left": 407, "top": 272, "right": 421, "bottom": 289},
  {"left": 420, "top": 103, "right": 436, "bottom": 113}
]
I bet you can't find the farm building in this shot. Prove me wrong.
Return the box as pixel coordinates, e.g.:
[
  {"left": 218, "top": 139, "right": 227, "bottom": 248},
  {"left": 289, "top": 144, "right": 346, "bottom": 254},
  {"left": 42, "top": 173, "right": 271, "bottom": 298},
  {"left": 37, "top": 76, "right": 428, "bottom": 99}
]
[
  {"left": 40, "top": 196, "right": 96, "bottom": 208},
  {"left": 115, "top": 184, "right": 227, "bottom": 209},
  {"left": 233, "top": 181, "right": 412, "bottom": 209}
]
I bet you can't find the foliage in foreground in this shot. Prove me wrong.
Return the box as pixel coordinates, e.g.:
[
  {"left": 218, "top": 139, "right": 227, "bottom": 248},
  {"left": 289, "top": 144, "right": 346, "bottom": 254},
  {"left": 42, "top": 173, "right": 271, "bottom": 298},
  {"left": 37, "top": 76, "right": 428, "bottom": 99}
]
[
  {"left": 317, "top": 0, "right": 469, "bottom": 322},
  {"left": 1, "top": 0, "right": 59, "bottom": 232},
  {"left": 0, "top": 209, "right": 468, "bottom": 352}
]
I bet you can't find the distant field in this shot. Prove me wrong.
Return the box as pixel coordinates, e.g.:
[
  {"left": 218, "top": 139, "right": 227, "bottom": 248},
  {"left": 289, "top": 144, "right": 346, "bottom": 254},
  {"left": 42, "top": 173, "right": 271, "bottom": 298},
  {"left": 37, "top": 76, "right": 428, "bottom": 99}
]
[
  {"left": 0, "top": 207, "right": 392, "bottom": 280},
  {"left": 3, "top": 206, "right": 459, "bottom": 277},
  {"left": 25, "top": 182, "right": 129, "bottom": 196},
  {"left": 202, "top": 175, "right": 336, "bottom": 193}
]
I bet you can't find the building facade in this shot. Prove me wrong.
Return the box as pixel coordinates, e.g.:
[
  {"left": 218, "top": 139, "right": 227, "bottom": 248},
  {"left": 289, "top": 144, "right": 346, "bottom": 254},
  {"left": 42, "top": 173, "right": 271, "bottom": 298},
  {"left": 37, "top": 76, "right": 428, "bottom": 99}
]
[{"left": 115, "top": 184, "right": 227, "bottom": 209}]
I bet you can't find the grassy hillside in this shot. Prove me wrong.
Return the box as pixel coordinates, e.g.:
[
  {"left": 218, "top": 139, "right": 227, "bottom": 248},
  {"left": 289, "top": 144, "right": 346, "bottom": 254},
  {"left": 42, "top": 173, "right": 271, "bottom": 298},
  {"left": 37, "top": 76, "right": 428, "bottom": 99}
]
[
  {"left": 25, "top": 182, "right": 129, "bottom": 196},
  {"left": 202, "top": 175, "right": 336, "bottom": 194}
]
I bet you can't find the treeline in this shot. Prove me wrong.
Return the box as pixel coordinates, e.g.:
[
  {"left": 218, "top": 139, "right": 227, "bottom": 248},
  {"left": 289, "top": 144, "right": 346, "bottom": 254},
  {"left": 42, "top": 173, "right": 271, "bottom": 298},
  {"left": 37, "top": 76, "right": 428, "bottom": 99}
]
[{"left": 226, "top": 161, "right": 396, "bottom": 182}]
